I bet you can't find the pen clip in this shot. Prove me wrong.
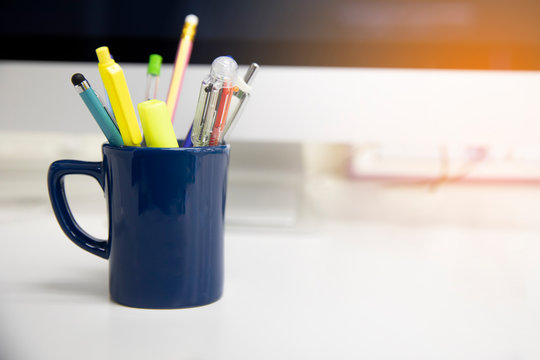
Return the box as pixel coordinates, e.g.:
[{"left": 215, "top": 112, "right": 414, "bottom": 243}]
[
  {"left": 95, "top": 91, "right": 119, "bottom": 130},
  {"left": 192, "top": 81, "right": 219, "bottom": 146},
  {"left": 234, "top": 76, "right": 251, "bottom": 97},
  {"left": 203, "top": 84, "right": 220, "bottom": 129}
]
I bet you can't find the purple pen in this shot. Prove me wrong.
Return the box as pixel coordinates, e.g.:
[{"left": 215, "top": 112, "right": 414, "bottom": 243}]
[{"left": 182, "top": 125, "right": 193, "bottom": 147}]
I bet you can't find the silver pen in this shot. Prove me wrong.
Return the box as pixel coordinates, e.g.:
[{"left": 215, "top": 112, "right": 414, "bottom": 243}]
[{"left": 222, "top": 63, "right": 259, "bottom": 141}]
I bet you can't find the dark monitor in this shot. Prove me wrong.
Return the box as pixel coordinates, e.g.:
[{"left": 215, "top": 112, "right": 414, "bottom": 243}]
[{"left": 3, "top": 0, "right": 540, "bottom": 70}]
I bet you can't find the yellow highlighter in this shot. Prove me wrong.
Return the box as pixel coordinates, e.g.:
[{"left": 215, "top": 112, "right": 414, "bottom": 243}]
[
  {"left": 96, "top": 46, "right": 142, "bottom": 147},
  {"left": 138, "top": 100, "right": 179, "bottom": 148}
]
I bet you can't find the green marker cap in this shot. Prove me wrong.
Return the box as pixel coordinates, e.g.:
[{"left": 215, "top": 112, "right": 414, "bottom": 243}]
[{"left": 147, "top": 54, "right": 163, "bottom": 76}]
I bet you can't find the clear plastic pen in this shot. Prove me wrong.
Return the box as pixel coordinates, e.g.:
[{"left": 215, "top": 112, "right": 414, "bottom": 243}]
[
  {"left": 191, "top": 56, "right": 238, "bottom": 147},
  {"left": 145, "top": 54, "right": 163, "bottom": 100}
]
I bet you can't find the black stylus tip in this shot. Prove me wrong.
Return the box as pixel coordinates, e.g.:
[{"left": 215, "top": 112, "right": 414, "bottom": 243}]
[{"left": 71, "top": 73, "right": 86, "bottom": 86}]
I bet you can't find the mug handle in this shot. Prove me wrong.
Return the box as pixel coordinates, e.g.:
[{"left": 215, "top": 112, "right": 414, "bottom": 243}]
[{"left": 47, "top": 160, "right": 109, "bottom": 259}]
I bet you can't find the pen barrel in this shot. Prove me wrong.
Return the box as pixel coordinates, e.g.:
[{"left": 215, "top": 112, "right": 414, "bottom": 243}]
[
  {"left": 209, "top": 85, "right": 234, "bottom": 146},
  {"left": 145, "top": 74, "right": 159, "bottom": 101},
  {"left": 98, "top": 59, "right": 142, "bottom": 147},
  {"left": 79, "top": 89, "right": 124, "bottom": 147},
  {"left": 95, "top": 91, "right": 117, "bottom": 126},
  {"left": 191, "top": 57, "right": 238, "bottom": 147},
  {"left": 220, "top": 64, "right": 256, "bottom": 142},
  {"left": 222, "top": 91, "right": 249, "bottom": 142},
  {"left": 191, "top": 79, "right": 223, "bottom": 147}
]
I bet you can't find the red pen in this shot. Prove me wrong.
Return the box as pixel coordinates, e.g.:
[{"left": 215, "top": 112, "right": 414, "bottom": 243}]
[{"left": 209, "top": 85, "right": 237, "bottom": 146}]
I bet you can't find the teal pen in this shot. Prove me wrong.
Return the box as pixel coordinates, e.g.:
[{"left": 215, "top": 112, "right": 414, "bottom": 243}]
[{"left": 71, "top": 73, "right": 123, "bottom": 146}]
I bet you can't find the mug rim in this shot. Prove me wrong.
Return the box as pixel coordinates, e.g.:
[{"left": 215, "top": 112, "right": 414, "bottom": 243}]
[{"left": 103, "top": 141, "right": 229, "bottom": 154}]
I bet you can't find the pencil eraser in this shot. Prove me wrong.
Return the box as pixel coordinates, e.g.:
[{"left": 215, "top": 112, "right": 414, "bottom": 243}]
[{"left": 185, "top": 14, "right": 198, "bottom": 25}]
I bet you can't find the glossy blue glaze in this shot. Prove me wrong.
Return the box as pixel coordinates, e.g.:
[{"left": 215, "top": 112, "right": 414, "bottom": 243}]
[{"left": 48, "top": 143, "right": 230, "bottom": 309}]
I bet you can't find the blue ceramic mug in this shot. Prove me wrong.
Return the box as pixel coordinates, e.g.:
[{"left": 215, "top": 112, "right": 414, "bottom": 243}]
[{"left": 47, "top": 143, "right": 230, "bottom": 309}]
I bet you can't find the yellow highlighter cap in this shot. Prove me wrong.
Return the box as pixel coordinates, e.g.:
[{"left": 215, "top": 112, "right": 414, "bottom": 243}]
[
  {"left": 96, "top": 46, "right": 114, "bottom": 65},
  {"left": 138, "top": 100, "right": 179, "bottom": 148}
]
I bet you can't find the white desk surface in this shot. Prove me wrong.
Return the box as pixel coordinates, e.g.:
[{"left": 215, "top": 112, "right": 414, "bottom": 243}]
[{"left": 1, "top": 172, "right": 540, "bottom": 360}]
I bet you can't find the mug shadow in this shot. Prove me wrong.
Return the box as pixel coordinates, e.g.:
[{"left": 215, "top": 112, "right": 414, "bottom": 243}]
[{"left": 35, "top": 267, "right": 108, "bottom": 300}]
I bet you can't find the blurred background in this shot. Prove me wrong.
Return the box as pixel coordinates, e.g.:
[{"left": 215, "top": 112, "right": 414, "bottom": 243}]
[
  {"left": 2, "top": 1, "right": 540, "bottom": 359},
  {"left": 2, "top": 0, "right": 540, "bottom": 227}
]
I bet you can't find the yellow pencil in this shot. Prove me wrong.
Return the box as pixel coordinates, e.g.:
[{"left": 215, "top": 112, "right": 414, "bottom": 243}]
[{"left": 166, "top": 14, "right": 198, "bottom": 124}]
